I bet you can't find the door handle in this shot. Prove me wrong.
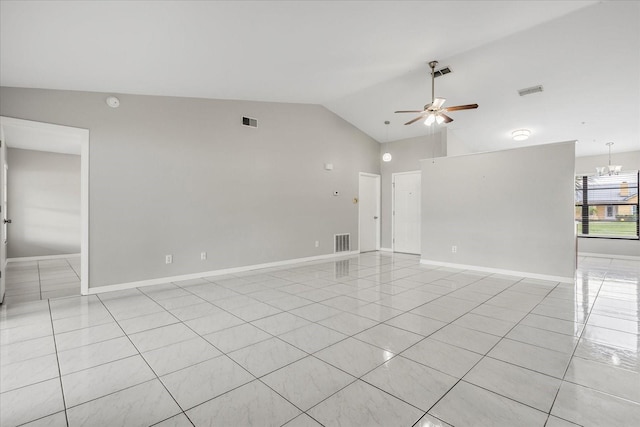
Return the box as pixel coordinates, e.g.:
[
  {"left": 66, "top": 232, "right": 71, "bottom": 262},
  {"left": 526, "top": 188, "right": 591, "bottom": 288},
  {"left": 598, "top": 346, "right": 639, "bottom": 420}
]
[
  {"left": 3, "top": 219, "right": 11, "bottom": 224},
  {"left": 374, "top": 216, "right": 379, "bottom": 219}
]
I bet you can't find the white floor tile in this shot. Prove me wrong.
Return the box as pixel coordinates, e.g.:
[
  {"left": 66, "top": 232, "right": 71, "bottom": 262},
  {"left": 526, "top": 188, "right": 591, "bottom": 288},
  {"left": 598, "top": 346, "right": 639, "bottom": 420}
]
[
  {"left": 186, "top": 380, "right": 300, "bottom": 427},
  {"left": 430, "top": 381, "right": 547, "bottom": 426},
  {"left": 0, "top": 378, "right": 64, "bottom": 426},
  {"left": 463, "top": 356, "right": 562, "bottom": 412},
  {"left": 142, "top": 336, "right": 221, "bottom": 376},
  {"left": 551, "top": 381, "right": 640, "bottom": 426},
  {"left": 362, "top": 356, "right": 457, "bottom": 411},
  {"left": 160, "top": 355, "right": 254, "bottom": 410},
  {"left": 61, "top": 355, "right": 155, "bottom": 407},
  {"left": 263, "top": 355, "right": 354, "bottom": 410},
  {"left": 308, "top": 379, "right": 424, "bottom": 427},
  {"left": 66, "top": 379, "right": 181, "bottom": 427},
  {"left": 228, "top": 337, "right": 306, "bottom": 377},
  {"left": 314, "top": 337, "right": 395, "bottom": 377}
]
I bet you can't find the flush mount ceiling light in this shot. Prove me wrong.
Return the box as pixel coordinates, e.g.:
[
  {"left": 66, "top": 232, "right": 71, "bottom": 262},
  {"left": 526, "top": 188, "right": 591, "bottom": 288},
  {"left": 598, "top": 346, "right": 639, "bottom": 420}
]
[
  {"left": 596, "top": 142, "right": 622, "bottom": 176},
  {"left": 511, "top": 129, "right": 531, "bottom": 141},
  {"left": 106, "top": 96, "right": 120, "bottom": 108}
]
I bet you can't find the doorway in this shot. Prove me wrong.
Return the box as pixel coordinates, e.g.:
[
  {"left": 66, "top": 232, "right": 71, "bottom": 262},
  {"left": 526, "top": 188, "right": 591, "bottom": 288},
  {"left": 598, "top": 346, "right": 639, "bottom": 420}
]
[
  {"left": 393, "top": 171, "right": 421, "bottom": 254},
  {"left": 358, "top": 173, "right": 380, "bottom": 253},
  {"left": 0, "top": 117, "right": 89, "bottom": 303}
]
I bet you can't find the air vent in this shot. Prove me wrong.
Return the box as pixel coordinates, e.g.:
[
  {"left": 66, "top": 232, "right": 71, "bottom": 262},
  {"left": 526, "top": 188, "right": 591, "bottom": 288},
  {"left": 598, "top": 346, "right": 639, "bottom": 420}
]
[
  {"left": 242, "top": 116, "right": 258, "bottom": 128},
  {"left": 518, "top": 85, "right": 544, "bottom": 96},
  {"left": 433, "top": 67, "right": 452, "bottom": 78},
  {"left": 334, "top": 233, "right": 350, "bottom": 253}
]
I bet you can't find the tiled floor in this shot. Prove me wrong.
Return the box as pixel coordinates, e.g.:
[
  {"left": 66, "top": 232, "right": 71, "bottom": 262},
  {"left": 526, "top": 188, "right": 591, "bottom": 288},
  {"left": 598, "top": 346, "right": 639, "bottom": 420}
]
[
  {"left": 1, "top": 252, "right": 639, "bottom": 426},
  {"left": 3, "top": 257, "right": 81, "bottom": 304}
]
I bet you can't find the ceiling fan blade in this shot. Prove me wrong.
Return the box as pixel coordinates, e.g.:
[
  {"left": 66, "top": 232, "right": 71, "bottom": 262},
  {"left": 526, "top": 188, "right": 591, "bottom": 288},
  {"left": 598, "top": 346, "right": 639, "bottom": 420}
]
[
  {"left": 440, "top": 113, "right": 453, "bottom": 123},
  {"left": 395, "top": 110, "right": 424, "bottom": 113},
  {"left": 432, "top": 98, "right": 446, "bottom": 109},
  {"left": 404, "top": 114, "right": 427, "bottom": 125},
  {"left": 444, "top": 103, "right": 478, "bottom": 112}
]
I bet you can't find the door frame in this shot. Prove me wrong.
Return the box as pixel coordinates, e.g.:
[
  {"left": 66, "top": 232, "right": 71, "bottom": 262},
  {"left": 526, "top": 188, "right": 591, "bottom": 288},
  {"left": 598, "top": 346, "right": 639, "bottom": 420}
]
[
  {"left": 0, "top": 117, "right": 90, "bottom": 296},
  {"left": 0, "top": 125, "right": 5, "bottom": 303},
  {"left": 392, "top": 170, "right": 421, "bottom": 253},
  {"left": 358, "top": 172, "right": 381, "bottom": 253}
]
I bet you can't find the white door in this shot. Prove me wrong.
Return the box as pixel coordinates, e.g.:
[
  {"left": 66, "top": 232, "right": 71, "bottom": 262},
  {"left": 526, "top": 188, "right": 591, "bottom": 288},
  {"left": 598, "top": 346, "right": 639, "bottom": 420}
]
[
  {"left": 0, "top": 125, "right": 6, "bottom": 303},
  {"left": 359, "top": 173, "right": 380, "bottom": 252},
  {"left": 393, "top": 171, "right": 421, "bottom": 254}
]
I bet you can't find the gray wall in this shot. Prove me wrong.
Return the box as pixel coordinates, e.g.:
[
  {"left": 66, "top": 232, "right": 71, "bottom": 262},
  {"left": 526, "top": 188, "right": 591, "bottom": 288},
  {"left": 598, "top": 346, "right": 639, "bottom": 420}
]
[
  {"left": 420, "top": 141, "right": 576, "bottom": 279},
  {"left": 7, "top": 148, "right": 81, "bottom": 258},
  {"left": 0, "top": 87, "right": 380, "bottom": 288},
  {"left": 575, "top": 150, "right": 640, "bottom": 257},
  {"left": 379, "top": 131, "right": 446, "bottom": 249}
]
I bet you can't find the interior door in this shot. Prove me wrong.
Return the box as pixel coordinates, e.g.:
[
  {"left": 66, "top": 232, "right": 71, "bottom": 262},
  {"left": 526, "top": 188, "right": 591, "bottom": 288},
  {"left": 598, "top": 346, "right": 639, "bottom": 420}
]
[
  {"left": 393, "top": 171, "right": 421, "bottom": 254},
  {"left": 0, "top": 125, "right": 6, "bottom": 303},
  {"left": 359, "top": 173, "right": 380, "bottom": 252}
]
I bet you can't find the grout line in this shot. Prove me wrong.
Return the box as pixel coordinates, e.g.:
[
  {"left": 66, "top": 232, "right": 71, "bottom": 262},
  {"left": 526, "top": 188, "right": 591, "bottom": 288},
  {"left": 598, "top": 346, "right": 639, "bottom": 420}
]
[{"left": 46, "top": 299, "right": 70, "bottom": 427}]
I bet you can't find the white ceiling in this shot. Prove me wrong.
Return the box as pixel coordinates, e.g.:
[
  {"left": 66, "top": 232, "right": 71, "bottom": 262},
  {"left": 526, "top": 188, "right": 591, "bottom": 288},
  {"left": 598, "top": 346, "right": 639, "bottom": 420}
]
[{"left": 1, "top": 1, "right": 638, "bottom": 157}]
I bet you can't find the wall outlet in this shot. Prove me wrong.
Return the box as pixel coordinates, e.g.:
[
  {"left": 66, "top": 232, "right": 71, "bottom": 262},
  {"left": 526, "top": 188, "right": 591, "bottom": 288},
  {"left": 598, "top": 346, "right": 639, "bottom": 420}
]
[
  {"left": 451, "top": 246, "right": 457, "bottom": 253},
  {"left": 165, "top": 254, "right": 173, "bottom": 264},
  {"left": 200, "top": 252, "right": 207, "bottom": 260},
  {"left": 315, "top": 240, "right": 319, "bottom": 248}
]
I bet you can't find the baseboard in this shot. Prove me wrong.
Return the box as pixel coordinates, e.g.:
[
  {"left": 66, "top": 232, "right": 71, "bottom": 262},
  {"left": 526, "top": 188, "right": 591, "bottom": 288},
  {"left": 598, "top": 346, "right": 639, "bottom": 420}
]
[
  {"left": 87, "top": 250, "right": 361, "bottom": 295},
  {"left": 379, "top": 247, "right": 393, "bottom": 252},
  {"left": 578, "top": 252, "right": 640, "bottom": 261},
  {"left": 419, "top": 259, "right": 574, "bottom": 284},
  {"left": 7, "top": 253, "right": 81, "bottom": 263}
]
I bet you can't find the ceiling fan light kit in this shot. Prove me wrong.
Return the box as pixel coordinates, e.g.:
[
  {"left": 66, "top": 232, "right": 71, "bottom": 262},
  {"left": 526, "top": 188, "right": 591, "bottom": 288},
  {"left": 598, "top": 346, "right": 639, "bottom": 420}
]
[{"left": 395, "top": 60, "right": 478, "bottom": 126}]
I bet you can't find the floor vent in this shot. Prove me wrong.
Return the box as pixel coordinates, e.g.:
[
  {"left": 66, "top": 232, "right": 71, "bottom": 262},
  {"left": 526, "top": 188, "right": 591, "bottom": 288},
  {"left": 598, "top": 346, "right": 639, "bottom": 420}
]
[
  {"left": 433, "top": 66, "right": 452, "bottom": 78},
  {"left": 518, "top": 85, "right": 544, "bottom": 96},
  {"left": 242, "top": 116, "right": 258, "bottom": 128},
  {"left": 334, "top": 233, "right": 350, "bottom": 253}
]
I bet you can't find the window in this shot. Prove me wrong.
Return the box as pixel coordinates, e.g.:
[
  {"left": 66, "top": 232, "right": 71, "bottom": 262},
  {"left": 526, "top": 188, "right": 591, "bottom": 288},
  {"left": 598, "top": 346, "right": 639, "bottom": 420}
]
[
  {"left": 575, "top": 171, "right": 639, "bottom": 238},
  {"left": 605, "top": 206, "right": 615, "bottom": 219}
]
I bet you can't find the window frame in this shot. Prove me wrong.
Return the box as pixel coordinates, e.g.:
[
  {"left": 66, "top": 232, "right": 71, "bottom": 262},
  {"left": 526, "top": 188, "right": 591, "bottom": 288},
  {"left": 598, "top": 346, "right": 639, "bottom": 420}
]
[{"left": 575, "top": 171, "right": 639, "bottom": 240}]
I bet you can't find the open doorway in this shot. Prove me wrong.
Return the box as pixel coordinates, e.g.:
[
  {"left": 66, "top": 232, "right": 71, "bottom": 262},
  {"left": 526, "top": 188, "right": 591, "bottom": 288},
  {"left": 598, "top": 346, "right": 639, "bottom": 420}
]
[{"left": 0, "top": 117, "right": 89, "bottom": 304}]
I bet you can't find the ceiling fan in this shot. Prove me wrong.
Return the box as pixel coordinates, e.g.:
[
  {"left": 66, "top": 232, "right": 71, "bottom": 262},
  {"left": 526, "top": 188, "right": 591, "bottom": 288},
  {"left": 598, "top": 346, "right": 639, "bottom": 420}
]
[{"left": 395, "top": 60, "right": 478, "bottom": 126}]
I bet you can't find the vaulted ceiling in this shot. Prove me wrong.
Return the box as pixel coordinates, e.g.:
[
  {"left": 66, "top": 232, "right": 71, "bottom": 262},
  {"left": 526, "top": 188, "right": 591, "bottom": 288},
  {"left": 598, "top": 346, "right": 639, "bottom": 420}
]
[{"left": 1, "top": 1, "right": 638, "bottom": 156}]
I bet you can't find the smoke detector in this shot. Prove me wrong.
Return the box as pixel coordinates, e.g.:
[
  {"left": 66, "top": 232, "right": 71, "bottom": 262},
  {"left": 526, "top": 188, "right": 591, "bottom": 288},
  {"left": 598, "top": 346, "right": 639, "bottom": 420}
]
[{"left": 106, "top": 96, "right": 120, "bottom": 108}]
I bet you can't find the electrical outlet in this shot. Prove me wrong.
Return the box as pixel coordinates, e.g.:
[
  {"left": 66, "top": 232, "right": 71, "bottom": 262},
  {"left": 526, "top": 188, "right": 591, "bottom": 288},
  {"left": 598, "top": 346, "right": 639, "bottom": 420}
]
[
  {"left": 165, "top": 254, "right": 173, "bottom": 264},
  {"left": 315, "top": 241, "right": 319, "bottom": 248},
  {"left": 200, "top": 252, "right": 207, "bottom": 260},
  {"left": 451, "top": 246, "right": 457, "bottom": 253}
]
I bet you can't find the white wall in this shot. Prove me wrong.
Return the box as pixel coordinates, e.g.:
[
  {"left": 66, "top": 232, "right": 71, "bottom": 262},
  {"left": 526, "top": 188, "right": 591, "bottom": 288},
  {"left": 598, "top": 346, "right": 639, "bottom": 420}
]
[
  {"left": 7, "top": 148, "right": 80, "bottom": 258},
  {"left": 0, "top": 87, "right": 380, "bottom": 288},
  {"left": 379, "top": 131, "right": 446, "bottom": 249},
  {"left": 420, "top": 141, "right": 576, "bottom": 281},
  {"left": 575, "top": 150, "right": 639, "bottom": 258}
]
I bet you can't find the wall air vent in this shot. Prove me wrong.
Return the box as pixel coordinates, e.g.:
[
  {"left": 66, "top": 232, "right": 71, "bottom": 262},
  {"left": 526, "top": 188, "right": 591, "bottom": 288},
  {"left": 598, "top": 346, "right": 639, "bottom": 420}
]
[
  {"left": 334, "top": 233, "right": 350, "bottom": 253},
  {"left": 433, "top": 66, "right": 452, "bottom": 78},
  {"left": 242, "top": 117, "right": 258, "bottom": 128},
  {"left": 518, "top": 85, "right": 544, "bottom": 96}
]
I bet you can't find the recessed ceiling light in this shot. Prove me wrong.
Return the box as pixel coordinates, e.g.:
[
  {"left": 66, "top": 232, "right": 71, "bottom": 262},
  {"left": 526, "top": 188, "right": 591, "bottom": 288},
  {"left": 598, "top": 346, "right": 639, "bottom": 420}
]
[{"left": 511, "top": 129, "right": 531, "bottom": 141}]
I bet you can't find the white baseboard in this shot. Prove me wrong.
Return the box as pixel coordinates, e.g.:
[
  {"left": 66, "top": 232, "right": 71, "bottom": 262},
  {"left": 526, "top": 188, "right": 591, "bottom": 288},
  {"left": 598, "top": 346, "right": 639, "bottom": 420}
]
[
  {"left": 578, "top": 252, "right": 640, "bottom": 261},
  {"left": 87, "top": 250, "right": 361, "bottom": 295},
  {"left": 8, "top": 253, "right": 81, "bottom": 263},
  {"left": 379, "top": 247, "right": 393, "bottom": 252},
  {"left": 419, "top": 259, "right": 574, "bottom": 284}
]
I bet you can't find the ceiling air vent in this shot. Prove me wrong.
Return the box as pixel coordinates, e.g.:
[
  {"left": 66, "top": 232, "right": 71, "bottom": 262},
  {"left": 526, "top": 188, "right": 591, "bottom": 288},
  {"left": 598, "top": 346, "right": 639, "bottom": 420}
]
[
  {"left": 518, "top": 85, "right": 544, "bottom": 96},
  {"left": 433, "top": 66, "right": 451, "bottom": 78},
  {"left": 242, "top": 117, "right": 258, "bottom": 128}
]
